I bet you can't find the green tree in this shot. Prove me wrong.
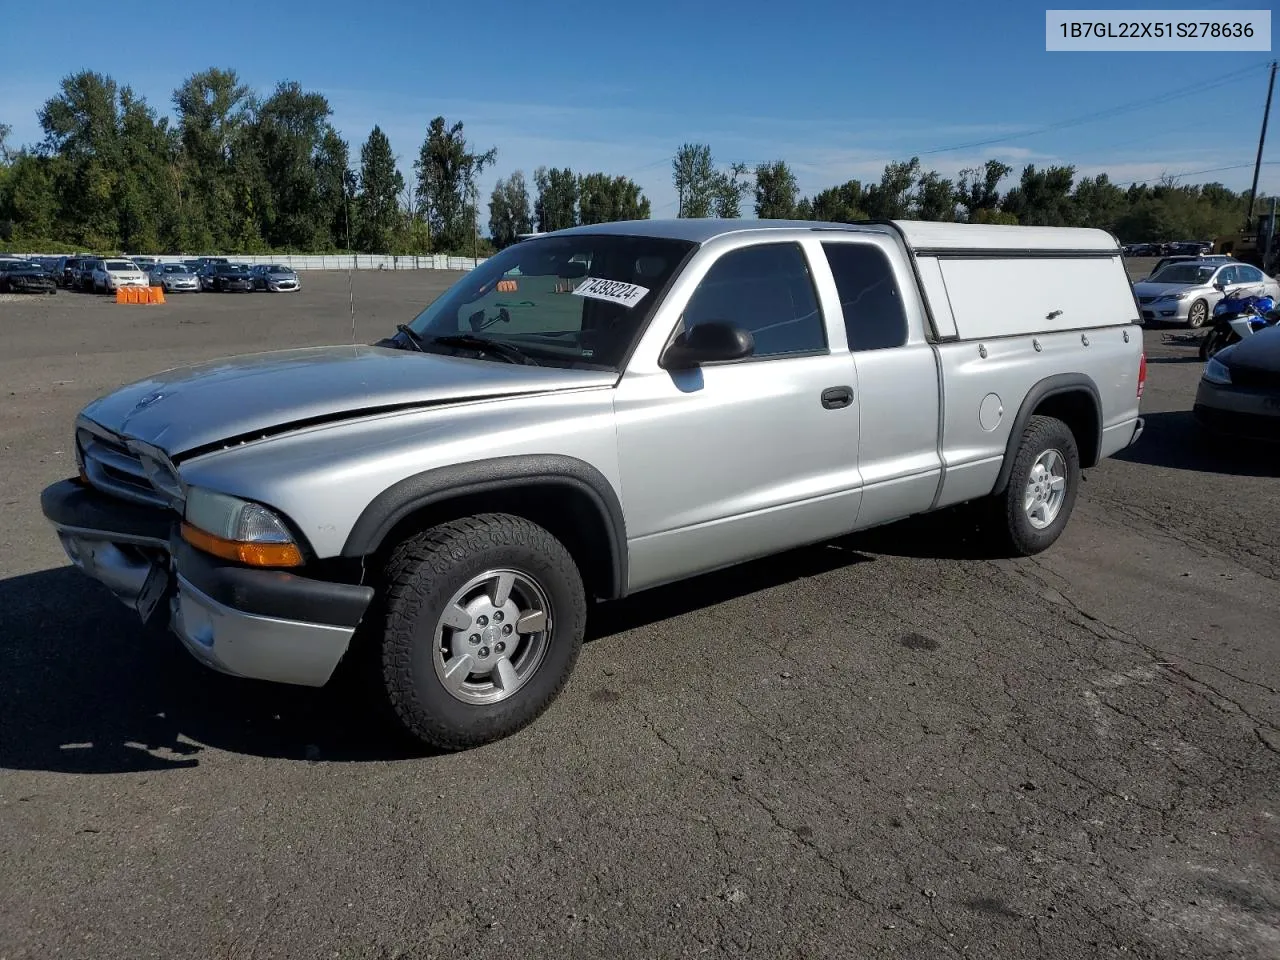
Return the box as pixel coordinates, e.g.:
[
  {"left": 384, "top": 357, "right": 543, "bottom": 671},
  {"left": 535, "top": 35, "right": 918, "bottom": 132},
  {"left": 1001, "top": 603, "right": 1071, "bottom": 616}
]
[
  {"left": 355, "top": 125, "right": 404, "bottom": 253},
  {"left": 1001, "top": 164, "right": 1077, "bottom": 227},
  {"left": 956, "top": 160, "right": 1012, "bottom": 221},
  {"left": 754, "top": 160, "right": 798, "bottom": 218},
  {"left": 578, "top": 172, "right": 651, "bottom": 224},
  {"left": 673, "top": 143, "right": 716, "bottom": 217},
  {"left": 913, "top": 170, "right": 956, "bottom": 221},
  {"left": 415, "top": 116, "right": 497, "bottom": 252},
  {"left": 862, "top": 158, "right": 921, "bottom": 220},
  {"left": 251, "top": 80, "right": 337, "bottom": 249},
  {"left": 533, "top": 166, "right": 578, "bottom": 232},
  {"left": 712, "top": 162, "right": 750, "bottom": 217},
  {"left": 1070, "top": 173, "right": 1126, "bottom": 230},
  {"left": 173, "top": 68, "right": 254, "bottom": 249},
  {"left": 800, "top": 179, "right": 866, "bottom": 222},
  {"left": 488, "top": 170, "right": 533, "bottom": 248}
]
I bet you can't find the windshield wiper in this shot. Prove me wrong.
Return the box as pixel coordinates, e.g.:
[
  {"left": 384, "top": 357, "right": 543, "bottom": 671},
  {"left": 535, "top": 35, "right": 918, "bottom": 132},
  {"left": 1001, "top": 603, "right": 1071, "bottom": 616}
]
[
  {"left": 395, "top": 324, "right": 427, "bottom": 352},
  {"left": 429, "top": 334, "right": 539, "bottom": 366}
]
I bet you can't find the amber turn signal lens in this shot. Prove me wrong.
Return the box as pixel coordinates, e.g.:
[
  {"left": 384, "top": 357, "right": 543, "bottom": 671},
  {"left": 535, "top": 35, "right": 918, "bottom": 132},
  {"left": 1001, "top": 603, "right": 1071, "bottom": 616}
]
[{"left": 180, "top": 522, "right": 303, "bottom": 568}]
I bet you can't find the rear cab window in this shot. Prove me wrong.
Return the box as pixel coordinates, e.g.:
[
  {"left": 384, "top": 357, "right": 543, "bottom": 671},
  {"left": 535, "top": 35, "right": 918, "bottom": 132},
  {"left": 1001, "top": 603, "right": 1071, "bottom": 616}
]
[{"left": 820, "top": 242, "right": 909, "bottom": 351}]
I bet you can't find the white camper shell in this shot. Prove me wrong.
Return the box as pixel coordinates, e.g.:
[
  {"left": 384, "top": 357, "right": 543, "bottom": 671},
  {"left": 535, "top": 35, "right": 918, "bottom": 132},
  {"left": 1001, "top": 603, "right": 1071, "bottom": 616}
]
[{"left": 887, "top": 220, "right": 1139, "bottom": 342}]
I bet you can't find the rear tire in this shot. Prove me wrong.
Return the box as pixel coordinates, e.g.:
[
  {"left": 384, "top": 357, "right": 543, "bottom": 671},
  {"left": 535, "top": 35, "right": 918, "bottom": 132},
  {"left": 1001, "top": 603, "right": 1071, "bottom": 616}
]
[
  {"left": 375, "top": 513, "right": 587, "bottom": 751},
  {"left": 988, "top": 415, "right": 1081, "bottom": 557},
  {"left": 1200, "top": 325, "right": 1235, "bottom": 361}
]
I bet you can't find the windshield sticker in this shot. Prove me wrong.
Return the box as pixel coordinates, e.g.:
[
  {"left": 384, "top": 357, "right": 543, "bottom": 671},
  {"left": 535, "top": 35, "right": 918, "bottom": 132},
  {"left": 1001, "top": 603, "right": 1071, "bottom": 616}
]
[{"left": 572, "top": 277, "right": 650, "bottom": 308}]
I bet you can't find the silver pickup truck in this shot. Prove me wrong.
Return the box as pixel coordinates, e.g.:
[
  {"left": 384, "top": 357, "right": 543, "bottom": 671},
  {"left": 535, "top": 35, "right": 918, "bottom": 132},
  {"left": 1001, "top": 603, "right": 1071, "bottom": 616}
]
[{"left": 41, "top": 218, "right": 1146, "bottom": 749}]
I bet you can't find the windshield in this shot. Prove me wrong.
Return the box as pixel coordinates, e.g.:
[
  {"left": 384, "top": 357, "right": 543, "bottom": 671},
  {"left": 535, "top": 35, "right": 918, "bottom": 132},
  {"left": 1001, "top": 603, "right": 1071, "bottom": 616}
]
[
  {"left": 164, "top": 264, "right": 190, "bottom": 273},
  {"left": 266, "top": 264, "right": 290, "bottom": 272},
  {"left": 106, "top": 260, "right": 135, "bottom": 271},
  {"left": 404, "top": 233, "right": 695, "bottom": 369},
  {"left": 1148, "top": 263, "right": 1215, "bottom": 284}
]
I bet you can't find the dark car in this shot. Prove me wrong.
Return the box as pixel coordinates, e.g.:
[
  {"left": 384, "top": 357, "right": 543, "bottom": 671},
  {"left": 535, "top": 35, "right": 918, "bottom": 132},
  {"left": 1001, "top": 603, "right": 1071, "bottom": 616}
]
[
  {"left": 0, "top": 259, "right": 58, "bottom": 294},
  {"left": 1194, "top": 325, "right": 1280, "bottom": 443},
  {"left": 209, "top": 262, "right": 254, "bottom": 292}
]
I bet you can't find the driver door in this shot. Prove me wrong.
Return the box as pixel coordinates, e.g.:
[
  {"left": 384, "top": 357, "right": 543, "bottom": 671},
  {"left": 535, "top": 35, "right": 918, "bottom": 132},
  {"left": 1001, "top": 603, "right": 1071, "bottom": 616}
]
[{"left": 612, "top": 239, "right": 862, "bottom": 593}]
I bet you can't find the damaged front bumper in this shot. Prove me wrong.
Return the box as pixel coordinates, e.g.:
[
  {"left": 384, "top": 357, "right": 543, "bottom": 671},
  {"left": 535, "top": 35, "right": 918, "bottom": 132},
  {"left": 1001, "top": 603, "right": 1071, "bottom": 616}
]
[{"left": 40, "top": 478, "right": 374, "bottom": 687}]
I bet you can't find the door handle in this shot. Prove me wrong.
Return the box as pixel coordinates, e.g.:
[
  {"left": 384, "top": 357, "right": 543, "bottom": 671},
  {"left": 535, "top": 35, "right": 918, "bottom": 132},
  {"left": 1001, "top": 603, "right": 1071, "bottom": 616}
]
[{"left": 821, "top": 386, "right": 854, "bottom": 409}]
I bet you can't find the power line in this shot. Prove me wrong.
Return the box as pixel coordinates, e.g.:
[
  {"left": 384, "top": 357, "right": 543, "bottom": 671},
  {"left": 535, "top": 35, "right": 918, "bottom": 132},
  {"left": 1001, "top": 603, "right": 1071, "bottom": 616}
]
[
  {"left": 624, "top": 60, "right": 1272, "bottom": 191},
  {"left": 1110, "top": 160, "right": 1279, "bottom": 188},
  {"left": 911, "top": 61, "right": 1267, "bottom": 158}
]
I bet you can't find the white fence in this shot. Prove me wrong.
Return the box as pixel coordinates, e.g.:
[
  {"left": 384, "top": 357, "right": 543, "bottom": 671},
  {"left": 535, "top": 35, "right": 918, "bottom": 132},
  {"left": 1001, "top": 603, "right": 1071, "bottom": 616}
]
[{"left": 12, "top": 252, "right": 488, "bottom": 272}]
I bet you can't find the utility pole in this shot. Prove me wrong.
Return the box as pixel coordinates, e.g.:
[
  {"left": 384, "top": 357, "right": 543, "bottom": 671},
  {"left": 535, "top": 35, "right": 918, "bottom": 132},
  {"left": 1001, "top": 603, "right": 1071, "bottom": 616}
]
[{"left": 1245, "top": 59, "right": 1277, "bottom": 230}]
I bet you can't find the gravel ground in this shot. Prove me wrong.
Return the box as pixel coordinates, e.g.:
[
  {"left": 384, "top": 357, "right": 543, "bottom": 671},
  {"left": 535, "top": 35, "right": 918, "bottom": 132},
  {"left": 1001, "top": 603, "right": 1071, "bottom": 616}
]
[{"left": 1, "top": 268, "right": 1277, "bottom": 960}]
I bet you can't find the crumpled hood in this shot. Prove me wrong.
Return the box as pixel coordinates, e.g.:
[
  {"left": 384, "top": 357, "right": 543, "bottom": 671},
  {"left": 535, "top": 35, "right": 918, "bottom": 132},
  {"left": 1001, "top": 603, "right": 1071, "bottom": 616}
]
[
  {"left": 81, "top": 344, "right": 616, "bottom": 458},
  {"left": 1132, "top": 280, "right": 1201, "bottom": 299}
]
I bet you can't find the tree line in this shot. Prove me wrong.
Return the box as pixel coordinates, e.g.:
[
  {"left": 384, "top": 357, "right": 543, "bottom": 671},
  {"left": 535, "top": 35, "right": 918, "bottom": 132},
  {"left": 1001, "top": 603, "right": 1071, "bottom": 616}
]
[{"left": 0, "top": 69, "right": 1267, "bottom": 255}]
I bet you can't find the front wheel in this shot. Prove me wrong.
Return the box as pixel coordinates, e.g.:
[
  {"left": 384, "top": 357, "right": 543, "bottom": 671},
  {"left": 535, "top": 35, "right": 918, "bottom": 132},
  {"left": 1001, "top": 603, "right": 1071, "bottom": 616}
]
[
  {"left": 987, "top": 415, "right": 1081, "bottom": 557},
  {"left": 375, "top": 513, "right": 587, "bottom": 750},
  {"left": 1187, "top": 298, "right": 1209, "bottom": 328}
]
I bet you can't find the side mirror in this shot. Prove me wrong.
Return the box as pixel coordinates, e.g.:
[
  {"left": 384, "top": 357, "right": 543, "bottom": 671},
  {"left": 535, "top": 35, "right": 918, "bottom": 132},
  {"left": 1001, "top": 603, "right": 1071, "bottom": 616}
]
[
  {"left": 660, "top": 321, "right": 754, "bottom": 370},
  {"left": 1213, "top": 282, "right": 1226, "bottom": 292}
]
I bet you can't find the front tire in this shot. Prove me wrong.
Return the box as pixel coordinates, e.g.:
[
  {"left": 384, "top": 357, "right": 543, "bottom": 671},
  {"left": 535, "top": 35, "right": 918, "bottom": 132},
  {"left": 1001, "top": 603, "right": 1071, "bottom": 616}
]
[
  {"left": 377, "top": 513, "right": 587, "bottom": 750},
  {"left": 1187, "top": 298, "right": 1209, "bottom": 328},
  {"left": 989, "top": 415, "right": 1081, "bottom": 557}
]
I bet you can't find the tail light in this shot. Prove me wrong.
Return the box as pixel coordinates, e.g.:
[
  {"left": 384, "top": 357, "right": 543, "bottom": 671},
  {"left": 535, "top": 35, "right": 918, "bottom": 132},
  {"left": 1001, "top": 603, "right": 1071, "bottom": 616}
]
[{"left": 1137, "top": 352, "right": 1147, "bottom": 399}]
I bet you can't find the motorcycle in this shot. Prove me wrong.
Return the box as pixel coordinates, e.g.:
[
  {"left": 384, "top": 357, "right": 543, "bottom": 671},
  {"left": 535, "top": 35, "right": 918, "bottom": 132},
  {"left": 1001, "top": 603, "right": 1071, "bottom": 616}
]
[{"left": 1199, "top": 285, "right": 1279, "bottom": 360}]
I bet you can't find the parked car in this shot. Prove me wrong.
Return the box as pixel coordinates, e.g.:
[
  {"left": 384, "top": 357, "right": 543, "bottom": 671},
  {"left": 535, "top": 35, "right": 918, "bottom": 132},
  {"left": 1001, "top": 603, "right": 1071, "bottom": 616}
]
[
  {"left": 92, "top": 258, "right": 151, "bottom": 293},
  {"left": 130, "top": 256, "right": 158, "bottom": 272},
  {"left": 149, "top": 262, "right": 201, "bottom": 293},
  {"left": 1145, "top": 253, "right": 1234, "bottom": 278},
  {"left": 0, "top": 259, "right": 57, "bottom": 294},
  {"left": 1132, "top": 259, "right": 1280, "bottom": 327},
  {"left": 40, "top": 218, "right": 1145, "bottom": 750},
  {"left": 207, "top": 262, "right": 255, "bottom": 292},
  {"left": 249, "top": 263, "right": 300, "bottom": 292},
  {"left": 73, "top": 258, "right": 101, "bottom": 291},
  {"left": 1195, "top": 324, "right": 1280, "bottom": 442}
]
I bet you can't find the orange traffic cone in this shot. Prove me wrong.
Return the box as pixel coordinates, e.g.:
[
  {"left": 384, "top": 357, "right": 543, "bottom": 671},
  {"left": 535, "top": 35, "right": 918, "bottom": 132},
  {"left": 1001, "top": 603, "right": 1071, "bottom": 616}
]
[
  {"left": 116, "top": 288, "right": 127, "bottom": 303},
  {"left": 149, "top": 286, "right": 165, "bottom": 304}
]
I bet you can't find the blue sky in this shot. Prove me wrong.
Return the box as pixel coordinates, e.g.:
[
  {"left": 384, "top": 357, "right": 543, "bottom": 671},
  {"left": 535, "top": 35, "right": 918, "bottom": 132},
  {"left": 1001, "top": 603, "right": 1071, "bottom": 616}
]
[{"left": 2, "top": 0, "right": 1276, "bottom": 219}]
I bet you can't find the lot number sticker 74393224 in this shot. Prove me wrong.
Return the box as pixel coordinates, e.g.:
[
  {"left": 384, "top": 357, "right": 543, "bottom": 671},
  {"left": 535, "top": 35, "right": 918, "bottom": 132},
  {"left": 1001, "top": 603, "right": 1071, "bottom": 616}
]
[{"left": 572, "top": 277, "right": 651, "bottom": 308}]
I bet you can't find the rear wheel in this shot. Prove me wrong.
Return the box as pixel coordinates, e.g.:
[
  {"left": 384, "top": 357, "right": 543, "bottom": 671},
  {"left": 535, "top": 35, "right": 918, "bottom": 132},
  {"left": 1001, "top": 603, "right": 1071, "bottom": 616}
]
[
  {"left": 375, "top": 513, "right": 587, "bottom": 750},
  {"left": 1200, "top": 325, "right": 1236, "bottom": 361},
  {"left": 988, "top": 415, "right": 1081, "bottom": 557}
]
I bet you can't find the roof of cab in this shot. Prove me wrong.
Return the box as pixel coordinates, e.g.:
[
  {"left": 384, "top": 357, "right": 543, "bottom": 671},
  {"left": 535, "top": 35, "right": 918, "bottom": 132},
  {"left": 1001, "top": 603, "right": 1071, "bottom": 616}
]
[{"left": 552, "top": 217, "right": 1120, "bottom": 252}]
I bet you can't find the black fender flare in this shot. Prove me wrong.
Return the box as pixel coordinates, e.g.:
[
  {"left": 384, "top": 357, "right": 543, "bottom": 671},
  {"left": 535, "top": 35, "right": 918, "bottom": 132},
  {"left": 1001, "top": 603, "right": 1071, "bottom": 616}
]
[
  {"left": 991, "top": 373, "right": 1102, "bottom": 495},
  {"left": 341, "top": 454, "right": 628, "bottom": 599}
]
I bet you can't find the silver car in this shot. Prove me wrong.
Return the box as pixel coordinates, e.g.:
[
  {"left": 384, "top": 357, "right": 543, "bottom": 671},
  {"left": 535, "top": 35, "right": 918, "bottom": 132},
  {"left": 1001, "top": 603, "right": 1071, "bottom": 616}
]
[
  {"left": 149, "top": 262, "right": 201, "bottom": 293},
  {"left": 250, "top": 263, "right": 300, "bottom": 292},
  {"left": 1132, "top": 259, "right": 1280, "bottom": 328}
]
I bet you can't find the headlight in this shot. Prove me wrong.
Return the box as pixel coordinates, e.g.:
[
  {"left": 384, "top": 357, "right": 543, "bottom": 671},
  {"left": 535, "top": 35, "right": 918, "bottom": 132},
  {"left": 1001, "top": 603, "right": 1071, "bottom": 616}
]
[
  {"left": 1159, "top": 292, "right": 1188, "bottom": 302},
  {"left": 1203, "top": 357, "right": 1232, "bottom": 385},
  {"left": 181, "top": 487, "right": 303, "bottom": 567}
]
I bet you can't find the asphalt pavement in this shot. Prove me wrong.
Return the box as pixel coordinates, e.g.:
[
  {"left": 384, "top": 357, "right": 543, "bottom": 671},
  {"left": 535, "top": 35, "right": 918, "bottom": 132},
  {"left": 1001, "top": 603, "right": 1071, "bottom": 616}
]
[{"left": 1, "top": 269, "right": 1277, "bottom": 960}]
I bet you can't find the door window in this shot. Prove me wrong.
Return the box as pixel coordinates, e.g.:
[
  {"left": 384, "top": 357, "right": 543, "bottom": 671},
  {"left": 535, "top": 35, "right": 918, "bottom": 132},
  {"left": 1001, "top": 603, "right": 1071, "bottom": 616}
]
[{"left": 681, "top": 243, "right": 826, "bottom": 358}]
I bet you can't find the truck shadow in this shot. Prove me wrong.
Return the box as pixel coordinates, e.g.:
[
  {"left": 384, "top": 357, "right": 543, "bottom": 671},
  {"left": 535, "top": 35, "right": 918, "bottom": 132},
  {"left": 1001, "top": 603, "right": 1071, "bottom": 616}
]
[
  {"left": 0, "top": 511, "right": 1017, "bottom": 774},
  {"left": 1114, "top": 410, "right": 1280, "bottom": 478}
]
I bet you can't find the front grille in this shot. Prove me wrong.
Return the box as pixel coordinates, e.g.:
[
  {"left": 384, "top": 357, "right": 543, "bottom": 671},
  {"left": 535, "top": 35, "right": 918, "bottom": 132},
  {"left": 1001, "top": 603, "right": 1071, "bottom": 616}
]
[
  {"left": 1138, "top": 296, "right": 1157, "bottom": 304},
  {"left": 78, "top": 427, "right": 176, "bottom": 509}
]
